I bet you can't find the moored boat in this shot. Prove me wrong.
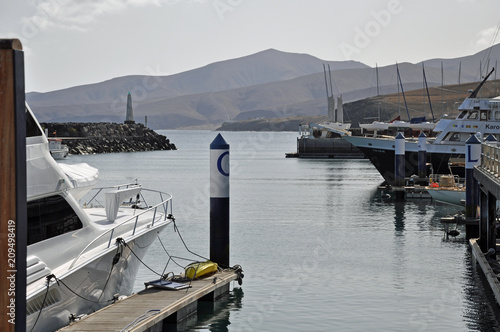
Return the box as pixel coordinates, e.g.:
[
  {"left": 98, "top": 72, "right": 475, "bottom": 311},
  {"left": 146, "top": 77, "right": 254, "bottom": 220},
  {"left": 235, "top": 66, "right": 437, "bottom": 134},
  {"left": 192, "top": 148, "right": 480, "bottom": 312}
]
[
  {"left": 345, "top": 68, "right": 499, "bottom": 184},
  {"left": 48, "top": 138, "right": 69, "bottom": 159},
  {"left": 426, "top": 174, "right": 465, "bottom": 206},
  {"left": 25, "top": 104, "right": 174, "bottom": 332}
]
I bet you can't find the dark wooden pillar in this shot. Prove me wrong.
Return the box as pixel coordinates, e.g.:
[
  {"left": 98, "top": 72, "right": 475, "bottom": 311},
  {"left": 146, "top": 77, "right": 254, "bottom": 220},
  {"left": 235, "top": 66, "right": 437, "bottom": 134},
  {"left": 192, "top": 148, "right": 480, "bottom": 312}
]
[
  {"left": 0, "top": 39, "right": 27, "bottom": 332},
  {"left": 479, "top": 188, "right": 488, "bottom": 253},
  {"left": 487, "top": 191, "right": 497, "bottom": 255}
]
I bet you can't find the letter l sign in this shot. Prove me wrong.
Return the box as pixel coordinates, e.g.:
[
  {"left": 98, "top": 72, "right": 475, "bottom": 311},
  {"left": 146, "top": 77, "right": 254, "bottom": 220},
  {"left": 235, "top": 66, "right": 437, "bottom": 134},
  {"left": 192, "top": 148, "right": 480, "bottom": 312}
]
[{"left": 467, "top": 145, "right": 478, "bottom": 162}]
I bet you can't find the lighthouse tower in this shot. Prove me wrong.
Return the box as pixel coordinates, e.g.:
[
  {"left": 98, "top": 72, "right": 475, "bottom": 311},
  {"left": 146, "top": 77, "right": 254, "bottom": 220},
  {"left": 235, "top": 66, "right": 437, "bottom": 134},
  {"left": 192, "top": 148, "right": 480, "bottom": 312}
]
[{"left": 125, "top": 92, "right": 135, "bottom": 124}]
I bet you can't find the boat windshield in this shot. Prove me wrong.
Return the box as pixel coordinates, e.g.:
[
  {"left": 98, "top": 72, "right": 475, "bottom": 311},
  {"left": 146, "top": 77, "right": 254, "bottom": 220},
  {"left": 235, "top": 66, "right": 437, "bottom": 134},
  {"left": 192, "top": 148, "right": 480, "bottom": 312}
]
[
  {"left": 480, "top": 110, "right": 488, "bottom": 121},
  {"left": 457, "top": 110, "right": 467, "bottom": 119},
  {"left": 26, "top": 107, "right": 43, "bottom": 138},
  {"left": 27, "top": 195, "right": 83, "bottom": 245},
  {"left": 468, "top": 111, "right": 478, "bottom": 120}
]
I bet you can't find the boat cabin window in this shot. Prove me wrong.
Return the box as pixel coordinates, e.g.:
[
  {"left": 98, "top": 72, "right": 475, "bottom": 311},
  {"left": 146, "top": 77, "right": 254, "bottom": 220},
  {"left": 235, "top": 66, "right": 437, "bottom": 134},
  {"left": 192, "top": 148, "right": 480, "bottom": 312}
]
[
  {"left": 449, "top": 133, "right": 461, "bottom": 142},
  {"left": 480, "top": 110, "right": 488, "bottom": 121},
  {"left": 457, "top": 110, "right": 468, "bottom": 119},
  {"left": 468, "top": 111, "right": 478, "bottom": 120},
  {"left": 496, "top": 112, "right": 500, "bottom": 121},
  {"left": 27, "top": 195, "right": 83, "bottom": 245}
]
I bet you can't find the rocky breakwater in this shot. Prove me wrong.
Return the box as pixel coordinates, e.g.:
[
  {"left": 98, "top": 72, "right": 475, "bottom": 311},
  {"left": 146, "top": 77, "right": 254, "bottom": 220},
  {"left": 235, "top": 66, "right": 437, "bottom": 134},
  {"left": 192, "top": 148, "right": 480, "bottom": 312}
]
[{"left": 41, "top": 122, "right": 176, "bottom": 155}]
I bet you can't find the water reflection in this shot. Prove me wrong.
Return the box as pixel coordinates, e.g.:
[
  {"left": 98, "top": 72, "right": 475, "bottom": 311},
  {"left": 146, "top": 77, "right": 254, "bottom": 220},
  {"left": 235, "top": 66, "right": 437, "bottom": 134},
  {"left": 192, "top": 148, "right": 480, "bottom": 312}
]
[
  {"left": 175, "top": 287, "right": 244, "bottom": 332},
  {"left": 463, "top": 249, "right": 500, "bottom": 331},
  {"left": 394, "top": 201, "right": 405, "bottom": 234}
]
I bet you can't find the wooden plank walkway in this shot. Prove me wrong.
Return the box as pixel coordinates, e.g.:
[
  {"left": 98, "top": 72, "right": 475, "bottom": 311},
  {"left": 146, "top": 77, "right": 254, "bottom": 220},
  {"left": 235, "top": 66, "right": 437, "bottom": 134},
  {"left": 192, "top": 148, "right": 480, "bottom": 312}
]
[{"left": 58, "top": 270, "right": 238, "bottom": 332}]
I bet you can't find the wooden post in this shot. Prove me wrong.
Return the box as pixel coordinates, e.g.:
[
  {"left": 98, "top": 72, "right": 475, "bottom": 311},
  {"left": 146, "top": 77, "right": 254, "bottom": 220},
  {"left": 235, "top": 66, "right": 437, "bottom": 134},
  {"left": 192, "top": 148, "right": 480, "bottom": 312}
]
[
  {"left": 479, "top": 188, "right": 488, "bottom": 253},
  {"left": 465, "top": 135, "right": 481, "bottom": 218},
  {"left": 487, "top": 191, "right": 497, "bottom": 255},
  {"left": 0, "top": 39, "right": 27, "bottom": 332}
]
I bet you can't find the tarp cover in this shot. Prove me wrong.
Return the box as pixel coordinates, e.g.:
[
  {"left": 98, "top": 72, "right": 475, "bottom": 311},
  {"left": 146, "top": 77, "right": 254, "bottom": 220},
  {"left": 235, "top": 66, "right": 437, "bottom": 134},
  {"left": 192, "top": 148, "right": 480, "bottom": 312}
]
[
  {"left": 59, "top": 163, "right": 99, "bottom": 188},
  {"left": 105, "top": 186, "right": 142, "bottom": 221}
]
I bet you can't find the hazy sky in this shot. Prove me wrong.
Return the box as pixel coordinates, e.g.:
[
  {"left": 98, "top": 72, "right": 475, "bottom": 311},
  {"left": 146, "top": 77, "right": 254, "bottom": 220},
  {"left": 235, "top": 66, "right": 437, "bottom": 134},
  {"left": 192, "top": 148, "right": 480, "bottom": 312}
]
[{"left": 1, "top": 0, "right": 499, "bottom": 92}]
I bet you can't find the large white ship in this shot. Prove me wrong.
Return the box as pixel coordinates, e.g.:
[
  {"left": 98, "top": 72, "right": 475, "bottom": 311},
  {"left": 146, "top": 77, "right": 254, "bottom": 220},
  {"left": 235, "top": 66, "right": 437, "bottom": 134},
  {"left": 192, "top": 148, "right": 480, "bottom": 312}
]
[{"left": 345, "top": 69, "right": 500, "bottom": 184}]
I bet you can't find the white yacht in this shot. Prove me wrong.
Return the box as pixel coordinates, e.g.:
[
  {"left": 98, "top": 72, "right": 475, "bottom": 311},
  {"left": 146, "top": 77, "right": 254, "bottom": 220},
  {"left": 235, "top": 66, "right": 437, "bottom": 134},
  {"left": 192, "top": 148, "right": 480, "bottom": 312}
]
[
  {"left": 25, "top": 104, "right": 173, "bottom": 332},
  {"left": 345, "top": 69, "right": 499, "bottom": 184}
]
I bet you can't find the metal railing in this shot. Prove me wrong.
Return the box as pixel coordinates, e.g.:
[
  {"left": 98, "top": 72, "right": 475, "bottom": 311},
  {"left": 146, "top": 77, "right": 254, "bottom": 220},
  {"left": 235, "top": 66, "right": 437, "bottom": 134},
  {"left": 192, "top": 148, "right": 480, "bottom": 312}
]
[
  {"left": 481, "top": 142, "right": 500, "bottom": 176},
  {"left": 69, "top": 185, "right": 173, "bottom": 269}
]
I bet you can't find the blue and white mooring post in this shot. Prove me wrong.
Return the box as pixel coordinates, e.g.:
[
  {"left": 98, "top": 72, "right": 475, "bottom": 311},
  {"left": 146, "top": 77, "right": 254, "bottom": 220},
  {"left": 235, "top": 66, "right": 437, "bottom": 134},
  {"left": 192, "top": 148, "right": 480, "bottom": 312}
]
[
  {"left": 418, "top": 132, "right": 427, "bottom": 182},
  {"left": 465, "top": 134, "right": 481, "bottom": 218},
  {"left": 394, "top": 133, "right": 406, "bottom": 200},
  {"left": 210, "top": 133, "right": 230, "bottom": 267},
  {"left": 394, "top": 133, "right": 405, "bottom": 186}
]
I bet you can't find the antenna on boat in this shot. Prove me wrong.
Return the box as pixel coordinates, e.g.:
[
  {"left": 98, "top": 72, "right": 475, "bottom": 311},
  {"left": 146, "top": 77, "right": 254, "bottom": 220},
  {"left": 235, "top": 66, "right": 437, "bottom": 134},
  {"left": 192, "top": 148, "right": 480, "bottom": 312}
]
[
  {"left": 469, "top": 67, "right": 495, "bottom": 98},
  {"left": 396, "top": 63, "right": 410, "bottom": 121},
  {"left": 422, "top": 63, "right": 435, "bottom": 122}
]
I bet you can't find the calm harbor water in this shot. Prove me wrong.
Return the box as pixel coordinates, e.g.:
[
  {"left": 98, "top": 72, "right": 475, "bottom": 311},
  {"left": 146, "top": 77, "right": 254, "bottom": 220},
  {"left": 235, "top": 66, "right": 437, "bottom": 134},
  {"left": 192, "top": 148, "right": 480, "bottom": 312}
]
[{"left": 63, "top": 130, "right": 500, "bottom": 331}]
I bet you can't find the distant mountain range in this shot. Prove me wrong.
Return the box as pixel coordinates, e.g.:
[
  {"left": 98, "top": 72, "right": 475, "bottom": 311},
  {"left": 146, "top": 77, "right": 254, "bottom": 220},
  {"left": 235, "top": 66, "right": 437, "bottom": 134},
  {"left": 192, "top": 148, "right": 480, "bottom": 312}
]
[{"left": 27, "top": 45, "right": 500, "bottom": 130}]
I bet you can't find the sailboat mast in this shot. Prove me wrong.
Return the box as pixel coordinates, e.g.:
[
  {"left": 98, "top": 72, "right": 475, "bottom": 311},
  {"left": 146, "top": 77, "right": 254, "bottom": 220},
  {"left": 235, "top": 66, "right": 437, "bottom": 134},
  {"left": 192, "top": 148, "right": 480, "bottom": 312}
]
[
  {"left": 441, "top": 61, "right": 444, "bottom": 115},
  {"left": 422, "top": 63, "right": 435, "bottom": 122},
  {"left": 458, "top": 61, "right": 461, "bottom": 86},
  {"left": 376, "top": 64, "right": 380, "bottom": 121},
  {"left": 396, "top": 63, "right": 410, "bottom": 121}
]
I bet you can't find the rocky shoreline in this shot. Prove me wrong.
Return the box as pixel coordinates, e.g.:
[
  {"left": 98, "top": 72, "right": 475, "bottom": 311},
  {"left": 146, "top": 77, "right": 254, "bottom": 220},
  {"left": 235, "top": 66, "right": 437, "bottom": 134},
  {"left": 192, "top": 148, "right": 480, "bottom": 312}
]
[{"left": 41, "top": 122, "right": 176, "bottom": 155}]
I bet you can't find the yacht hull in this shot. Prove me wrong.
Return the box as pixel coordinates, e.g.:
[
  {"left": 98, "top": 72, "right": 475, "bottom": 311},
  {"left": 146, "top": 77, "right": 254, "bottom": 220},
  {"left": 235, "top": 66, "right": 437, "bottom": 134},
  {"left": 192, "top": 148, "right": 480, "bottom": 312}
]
[
  {"left": 345, "top": 136, "right": 465, "bottom": 184},
  {"left": 427, "top": 188, "right": 466, "bottom": 206},
  {"left": 26, "top": 226, "right": 166, "bottom": 332}
]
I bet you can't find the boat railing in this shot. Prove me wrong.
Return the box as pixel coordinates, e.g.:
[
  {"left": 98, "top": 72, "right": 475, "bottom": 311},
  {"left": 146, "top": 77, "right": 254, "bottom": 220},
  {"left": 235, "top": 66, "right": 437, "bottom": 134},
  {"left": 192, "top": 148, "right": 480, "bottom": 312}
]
[
  {"left": 69, "top": 185, "right": 173, "bottom": 269},
  {"left": 481, "top": 142, "right": 500, "bottom": 175},
  {"left": 360, "top": 133, "right": 420, "bottom": 142},
  {"left": 428, "top": 173, "right": 462, "bottom": 188}
]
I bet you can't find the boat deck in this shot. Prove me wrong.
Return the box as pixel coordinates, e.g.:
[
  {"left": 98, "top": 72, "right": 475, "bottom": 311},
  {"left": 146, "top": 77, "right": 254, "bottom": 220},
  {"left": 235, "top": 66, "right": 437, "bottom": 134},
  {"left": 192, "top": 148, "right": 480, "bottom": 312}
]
[{"left": 57, "top": 270, "right": 239, "bottom": 332}]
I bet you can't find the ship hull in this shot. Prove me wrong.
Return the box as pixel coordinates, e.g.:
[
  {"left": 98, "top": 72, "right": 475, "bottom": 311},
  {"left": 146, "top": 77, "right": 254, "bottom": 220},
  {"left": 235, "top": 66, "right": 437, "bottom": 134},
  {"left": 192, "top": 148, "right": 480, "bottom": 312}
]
[{"left": 345, "top": 136, "right": 465, "bottom": 184}]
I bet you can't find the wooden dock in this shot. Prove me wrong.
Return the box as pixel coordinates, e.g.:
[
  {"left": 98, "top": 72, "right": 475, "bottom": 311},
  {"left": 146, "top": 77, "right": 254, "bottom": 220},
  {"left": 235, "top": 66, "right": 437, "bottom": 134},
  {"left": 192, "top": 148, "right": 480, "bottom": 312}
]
[
  {"left": 57, "top": 270, "right": 240, "bottom": 332},
  {"left": 470, "top": 238, "right": 500, "bottom": 305}
]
